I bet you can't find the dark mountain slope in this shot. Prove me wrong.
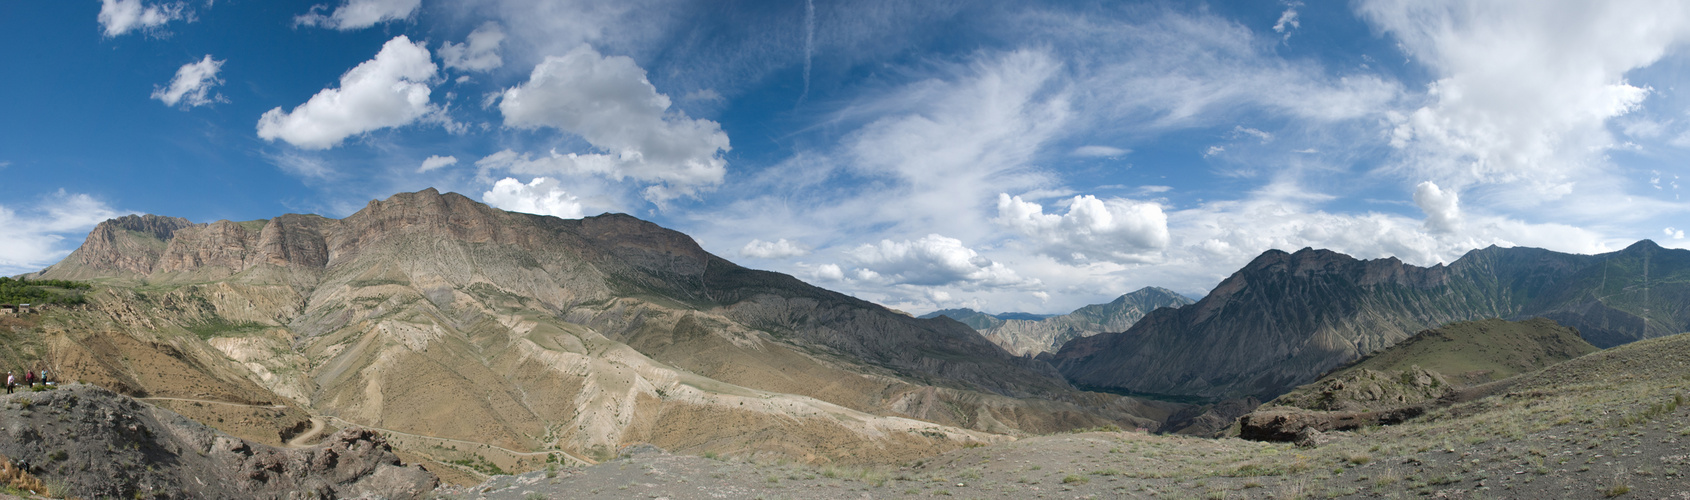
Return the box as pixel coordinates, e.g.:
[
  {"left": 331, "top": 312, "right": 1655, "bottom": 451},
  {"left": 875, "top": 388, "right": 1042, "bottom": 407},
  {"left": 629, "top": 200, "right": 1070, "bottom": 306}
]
[{"left": 1051, "top": 242, "right": 1690, "bottom": 402}]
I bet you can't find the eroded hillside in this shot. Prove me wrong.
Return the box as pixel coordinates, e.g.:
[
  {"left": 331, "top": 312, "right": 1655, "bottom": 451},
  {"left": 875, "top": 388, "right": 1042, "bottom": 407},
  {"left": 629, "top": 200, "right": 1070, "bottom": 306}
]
[
  {"left": 439, "top": 330, "right": 1690, "bottom": 499},
  {"left": 20, "top": 189, "right": 1181, "bottom": 479}
]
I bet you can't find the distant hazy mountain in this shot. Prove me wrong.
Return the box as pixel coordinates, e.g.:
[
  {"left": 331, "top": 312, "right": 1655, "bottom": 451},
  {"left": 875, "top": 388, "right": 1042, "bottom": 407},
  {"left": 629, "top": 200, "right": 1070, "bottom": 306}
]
[
  {"left": 995, "top": 312, "right": 1054, "bottom": 321},
  {"left": 918, "top": 308, "right": 1005, "bottom": 330},
  {"left": 922, "top": 289, "right": 1193, "bottom": 356},
  {"left": 1050, "top": 241, "right": 1690, "bottom": 402},
  {"left": 27, "top": 189, "right": 1180, "bottom": 470}
]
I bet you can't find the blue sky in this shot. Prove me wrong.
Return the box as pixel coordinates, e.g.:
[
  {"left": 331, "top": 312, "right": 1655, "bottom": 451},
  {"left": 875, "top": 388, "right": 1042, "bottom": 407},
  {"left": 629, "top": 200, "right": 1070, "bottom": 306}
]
[{"left": 2, "top": 0, "right": 1689, "bottom": 315}]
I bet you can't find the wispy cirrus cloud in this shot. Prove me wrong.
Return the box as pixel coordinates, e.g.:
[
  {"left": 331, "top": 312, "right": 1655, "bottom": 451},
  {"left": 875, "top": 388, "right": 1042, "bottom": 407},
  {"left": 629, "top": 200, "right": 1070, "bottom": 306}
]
[
  {"left": 295, "top": 0, "right": 419, "bottom": 31},
  {"left": 0, "top": 190, "right": 125, "bottom": 275}
]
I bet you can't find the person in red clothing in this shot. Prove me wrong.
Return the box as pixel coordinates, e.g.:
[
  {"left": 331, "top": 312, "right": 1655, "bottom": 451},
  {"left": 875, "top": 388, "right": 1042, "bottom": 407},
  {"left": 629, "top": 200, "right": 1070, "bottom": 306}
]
[{"left": 24, "top": 370, "right": 34, "bottom": 388}]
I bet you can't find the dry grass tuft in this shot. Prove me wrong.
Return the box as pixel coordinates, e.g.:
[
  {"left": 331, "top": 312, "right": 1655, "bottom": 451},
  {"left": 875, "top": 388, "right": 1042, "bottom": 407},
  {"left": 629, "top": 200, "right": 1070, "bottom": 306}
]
[{"left": 0, "top": 455, "right": 49, "bottom": 496}]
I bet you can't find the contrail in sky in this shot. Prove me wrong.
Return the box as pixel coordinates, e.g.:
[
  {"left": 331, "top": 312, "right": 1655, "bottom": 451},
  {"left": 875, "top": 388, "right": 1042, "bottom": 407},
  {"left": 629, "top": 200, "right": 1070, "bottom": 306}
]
[{"left": 800, "top": 0, "right": 815, "bottom": 104}]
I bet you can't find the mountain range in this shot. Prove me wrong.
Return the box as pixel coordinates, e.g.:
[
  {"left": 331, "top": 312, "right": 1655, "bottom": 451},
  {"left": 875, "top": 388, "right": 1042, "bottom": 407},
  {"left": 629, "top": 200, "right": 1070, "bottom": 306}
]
[
  {"left": 1050, "top": 241, "right": 1690, "bottom": 402},
  {"left": 13, "top": 186, "right": 1690, "bottom": 486},
  {"left": 920, "top": 287, "right": 1195, "bottom": 356},
  {"left": 20, "top": 189, "right": 1181, "bottom": 473}
]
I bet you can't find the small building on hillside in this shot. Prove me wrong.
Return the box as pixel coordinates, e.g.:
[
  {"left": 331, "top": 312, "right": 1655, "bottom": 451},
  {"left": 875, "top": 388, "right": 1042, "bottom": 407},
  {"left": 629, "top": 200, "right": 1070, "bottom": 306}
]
[{"left": 0, "top": 303, "right": 38, "bottom": 315}]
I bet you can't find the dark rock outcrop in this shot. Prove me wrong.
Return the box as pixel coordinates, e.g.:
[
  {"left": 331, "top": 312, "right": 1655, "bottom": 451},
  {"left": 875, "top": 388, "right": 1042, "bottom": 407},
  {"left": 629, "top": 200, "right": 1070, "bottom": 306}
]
[
  {"left": 0, "top": 384, "right": 435, "bottom": 499},
  {"left": 1238, "top": 407, "right": 1426, "bottom": 442}
]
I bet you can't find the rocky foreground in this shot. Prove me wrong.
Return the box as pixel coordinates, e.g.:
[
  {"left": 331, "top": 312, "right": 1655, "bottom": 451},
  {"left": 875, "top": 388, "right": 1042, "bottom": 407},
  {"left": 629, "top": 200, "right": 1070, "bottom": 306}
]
[{"left": 0, "top": 384, "right": 435, "bottom": 499}]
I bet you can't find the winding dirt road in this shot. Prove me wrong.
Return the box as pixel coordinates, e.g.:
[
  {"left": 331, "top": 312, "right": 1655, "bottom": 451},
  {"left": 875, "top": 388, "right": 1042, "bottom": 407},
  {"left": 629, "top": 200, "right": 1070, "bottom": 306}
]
[{"left": 134, "top": 396, "right": 595, "bottom": 465}]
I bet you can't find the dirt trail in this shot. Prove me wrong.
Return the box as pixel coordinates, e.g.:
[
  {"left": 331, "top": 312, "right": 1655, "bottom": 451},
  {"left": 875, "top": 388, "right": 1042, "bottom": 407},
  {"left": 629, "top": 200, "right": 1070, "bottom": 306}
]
[
  {"left": 138, "top": 396, "right": 289, "bottom": 409},
  {"left": 284, "top": 417, "right": 326, "bottom": 448},
  {"left": 318, "top": 416, "right": 597, "bottom": 466},
  {"left": 134, "top": 397, "right": 595, "bottom": 466}
]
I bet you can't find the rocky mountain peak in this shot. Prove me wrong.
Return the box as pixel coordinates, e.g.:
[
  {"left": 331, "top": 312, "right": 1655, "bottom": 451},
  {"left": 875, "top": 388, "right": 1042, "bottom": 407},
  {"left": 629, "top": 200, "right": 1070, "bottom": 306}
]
[
  {"left": 1241, "top": 248, "right": 1293, "bottom": 271},
  {"left": 65, "top": 214, "right": 195, "bottom": 275},
  {"left": 106, "top": 213, "right": 194, "bottom": 240}
]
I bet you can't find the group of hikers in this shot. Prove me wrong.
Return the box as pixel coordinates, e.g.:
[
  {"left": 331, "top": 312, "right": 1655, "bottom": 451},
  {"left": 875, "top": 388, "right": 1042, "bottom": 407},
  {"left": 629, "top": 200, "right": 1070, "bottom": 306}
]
[{"left": 4, "top": 368, "right": 52, "bottom": 394}]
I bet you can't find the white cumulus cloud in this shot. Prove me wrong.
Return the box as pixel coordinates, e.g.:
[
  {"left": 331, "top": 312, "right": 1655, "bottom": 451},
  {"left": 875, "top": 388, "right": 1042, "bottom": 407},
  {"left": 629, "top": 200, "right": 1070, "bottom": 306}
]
[
  {"left": 495, "top": 44, "right": 730, "bottom": 201},
  {"left": 152, "top": 55, "right": 226, "bottom": 108},
  {"left": 441, "top": 22, "right": 505, "bottom": 73},
  {"left": 1667, "top": 227, "right": 1686, "bottom": 240},
  {"left": 1359, "top": 0, "right": 1690, "bottom": 193},
  {"left": 995, "top": 193, "right": 1169, "bottom": 264},
  {"left": 740, "top": 239, "right": 810, "bottom": 259},
  {"left": 295, "top": 0, "right": 419, "bottom": 31},
  {"left": 98, "top": 0, "right": 186, "bottom": 37},
  {"left": 256, "top": 36, "right": 437, "bottom": 150},
  {"left": 813, "top": 263, "right": 845, "bottom": 281},
  {"left": 1413, "top": 181, "right": 1461, "bottom": 233},
  {"left": 481, "top": 177, "right": 585, "bottom": 219},
  {"left": 417, "top": 155, "right": 457, "bottom": 173},
  {"left": 846, "top": 234, "right": 1033, "bottom": 288}
]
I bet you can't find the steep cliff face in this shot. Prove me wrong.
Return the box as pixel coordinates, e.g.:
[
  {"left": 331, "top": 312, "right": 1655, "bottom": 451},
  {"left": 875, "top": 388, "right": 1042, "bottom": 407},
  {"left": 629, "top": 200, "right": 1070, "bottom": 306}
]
[
  {"left": 32, "top": 189, "right": 1173, "bottom": 469},
  {"left": 1051, "top": 243, "right": 1690, "bottom": 402},
  {"left": 972, "top": 287, "right": 1193, "bottom": 356},
  {"left": 57, "top": 214, "right": 194, "bottom": 276}
]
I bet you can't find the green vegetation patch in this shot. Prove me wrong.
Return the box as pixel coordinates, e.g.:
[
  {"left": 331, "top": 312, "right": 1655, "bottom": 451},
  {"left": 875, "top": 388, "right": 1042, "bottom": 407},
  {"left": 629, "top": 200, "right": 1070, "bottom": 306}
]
[
  {"left": 348, "top": 279, "right": 410, "bottom": 288},
  {"left": 448, "top": 454, "right": 507, "bottom": 476},
  {"left": 235, "top": 219, "right": 268, "bottom": 234},
  {"left": 0, "top": 277, "right": 91, "bottom": 305},
  {"left": 1345, "top": 317, "right": 1597, "bottom": 384}
]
